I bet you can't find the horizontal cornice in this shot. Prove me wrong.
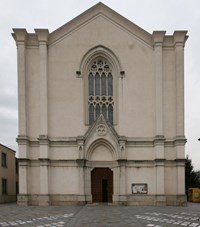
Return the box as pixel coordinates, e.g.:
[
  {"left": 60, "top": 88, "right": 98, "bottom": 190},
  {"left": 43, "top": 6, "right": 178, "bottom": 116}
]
[{"left": 16, "top": 135, "right": 186, "bottom": 147}]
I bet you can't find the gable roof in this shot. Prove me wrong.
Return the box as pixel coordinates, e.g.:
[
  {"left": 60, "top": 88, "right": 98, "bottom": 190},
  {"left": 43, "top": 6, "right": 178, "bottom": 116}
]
[
  {"left": 0, "top": 144, "right": 16, "bottom": 153},
  {"left": 49, "top": 2, "right": 153, "bottom": 46}
]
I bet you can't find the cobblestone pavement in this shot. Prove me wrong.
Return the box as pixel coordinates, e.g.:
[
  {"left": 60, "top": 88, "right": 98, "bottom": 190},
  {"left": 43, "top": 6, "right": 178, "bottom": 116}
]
[{"left": 0, "top": 203, "right": 199, "bottom": 227}]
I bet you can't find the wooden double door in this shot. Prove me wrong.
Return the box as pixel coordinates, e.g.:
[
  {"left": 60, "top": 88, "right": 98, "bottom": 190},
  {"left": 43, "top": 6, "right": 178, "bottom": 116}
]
[{"left": 91, "top": 168, "right": 113, "bottom": 203}]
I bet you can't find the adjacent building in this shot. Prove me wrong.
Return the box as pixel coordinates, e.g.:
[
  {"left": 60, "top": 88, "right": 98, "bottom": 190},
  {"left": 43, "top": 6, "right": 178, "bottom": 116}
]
[
  {"left": 12, "top": 3, "right": 188, "bottom": 206},
  {"left": 0, "top": 144, "right": 18, "bottom": 203}
]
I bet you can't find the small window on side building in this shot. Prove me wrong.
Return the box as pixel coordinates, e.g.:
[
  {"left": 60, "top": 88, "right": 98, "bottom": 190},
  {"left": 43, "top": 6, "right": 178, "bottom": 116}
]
[
  {"left": 2, "top": 178, "right": 7, "bottom": 194},
  {"left": 1, "top": 153, "right": 7, "bottom": 167}
]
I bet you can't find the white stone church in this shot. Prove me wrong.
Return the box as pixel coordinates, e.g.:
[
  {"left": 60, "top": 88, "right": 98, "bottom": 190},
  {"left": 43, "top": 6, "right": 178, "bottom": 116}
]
[{"left": 12, "top": 2, "right": 188, "bottom": 206}]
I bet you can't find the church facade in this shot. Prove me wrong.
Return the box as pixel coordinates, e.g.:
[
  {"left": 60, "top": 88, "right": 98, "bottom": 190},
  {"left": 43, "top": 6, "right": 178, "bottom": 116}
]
[{"left": 12, "top": 3, "right": 188, "bottom": 206}]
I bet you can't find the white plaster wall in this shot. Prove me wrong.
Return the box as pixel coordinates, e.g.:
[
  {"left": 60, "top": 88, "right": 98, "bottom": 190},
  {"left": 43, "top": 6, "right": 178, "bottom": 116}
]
[
  {"left": 164, "top": 147, "right": 176, "bottom": 160},
  {"left": 48, "top": 16, "right": 156, "bottom": 138},
  {"left": 50, "top": 147, "right": 78, "bottom": 160},
  {"left": 29, "top": 146, "right": 39, "bottom": 160},
  {"left": 126, "top": 147, "right": 155, "bottom": 160},
  {"left": 126, "top": 167, "right": 156, "bottom": 194},
  {"left": 91, "top": 145, "right": 113, "bottom": 161},
  {"left": 49, "top": 167, "right": 79, "bottom": 194}
]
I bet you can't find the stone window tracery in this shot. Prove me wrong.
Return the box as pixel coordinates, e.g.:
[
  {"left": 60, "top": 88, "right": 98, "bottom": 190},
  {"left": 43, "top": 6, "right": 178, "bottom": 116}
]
[{"left": 88, "top": 59, "right": 114, "bottom": 125}]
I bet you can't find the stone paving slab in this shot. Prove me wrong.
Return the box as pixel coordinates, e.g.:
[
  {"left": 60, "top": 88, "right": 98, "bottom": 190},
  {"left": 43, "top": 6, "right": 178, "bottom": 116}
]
[{"left": 0, "top": 203, "right": 199, "bottom": 227}]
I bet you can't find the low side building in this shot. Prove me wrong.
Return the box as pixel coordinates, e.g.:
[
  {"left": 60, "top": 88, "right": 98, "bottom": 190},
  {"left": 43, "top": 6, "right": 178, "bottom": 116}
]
[{"left": 0, "top": 144, "right": 18, "bottom": 203}]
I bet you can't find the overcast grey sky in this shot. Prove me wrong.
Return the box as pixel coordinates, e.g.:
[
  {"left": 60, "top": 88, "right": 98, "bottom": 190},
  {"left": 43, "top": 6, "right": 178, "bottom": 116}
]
[{"left": 0, "top": 0, "right": 199, "bottom": 169}]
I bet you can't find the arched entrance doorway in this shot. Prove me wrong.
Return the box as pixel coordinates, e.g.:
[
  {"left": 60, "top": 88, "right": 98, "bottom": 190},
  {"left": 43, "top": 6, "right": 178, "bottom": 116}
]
[{"left": 91, "top": 168, "right": 113, "bottom": 203}]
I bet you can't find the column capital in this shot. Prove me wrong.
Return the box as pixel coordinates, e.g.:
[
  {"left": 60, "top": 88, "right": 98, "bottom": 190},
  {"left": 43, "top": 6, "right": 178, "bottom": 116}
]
[
  {"left": 35, "top": 29, "right": 49, "bottom": 44},
  {"left": 12, "top": 28, "right": 27, "bottom": 45},
  {"left": 117, "top": 159, "right": 127, "bottom": 166},
  {"left": 18, "top": 158, "right": 30, "bottom": 166},
  {"left": 152, "top": 31, "right": 166, "bottom": 46},
  {"left": 154, "top": 135, "right": 165, "bottom": 145},
  {"left": 16, "top": 135, "right": 30, "bottom": 145},
  {"left": 38, "top": 135, "right": 50, "bottom": 145},
  {"left": 77, "top": 136, "right": 85, "bottom": 144},
  {"left": 39, "top": 158, "right": 50, "bottom": 166},
  {"left": 173, "top": 31, "right": 188, "bottom": 47},
  {"left": 76, "top": 159, "right": 86, "bottom": 167}
]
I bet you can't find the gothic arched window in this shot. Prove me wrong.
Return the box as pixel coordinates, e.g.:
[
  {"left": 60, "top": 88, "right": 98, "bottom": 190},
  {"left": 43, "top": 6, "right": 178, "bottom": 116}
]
[{"left": 88, "top": 58, "right": 114, "bottom": 125}]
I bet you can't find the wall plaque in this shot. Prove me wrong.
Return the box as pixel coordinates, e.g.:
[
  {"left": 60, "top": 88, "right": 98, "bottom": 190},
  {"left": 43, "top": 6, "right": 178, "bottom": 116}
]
[{"left": 132, "top": 184, "right": 148, "bottom": 194}]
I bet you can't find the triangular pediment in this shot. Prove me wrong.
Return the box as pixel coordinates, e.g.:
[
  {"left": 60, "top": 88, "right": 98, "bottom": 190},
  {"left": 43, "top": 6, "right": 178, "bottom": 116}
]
[
  {"left": 84, "top": 114, "right": 119, "bottom": 143},
  {"left": 83, "top": 114, "right": 121, "bottom": 161},
  {"left": 49, "top": 2, "right": 153, "bottom": 46}
]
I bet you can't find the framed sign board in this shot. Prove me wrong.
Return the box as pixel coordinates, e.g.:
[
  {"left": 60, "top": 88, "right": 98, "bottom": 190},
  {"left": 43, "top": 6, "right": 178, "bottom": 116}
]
[{"left": 132, "top": 184, "right": 148, "bottom": 194}]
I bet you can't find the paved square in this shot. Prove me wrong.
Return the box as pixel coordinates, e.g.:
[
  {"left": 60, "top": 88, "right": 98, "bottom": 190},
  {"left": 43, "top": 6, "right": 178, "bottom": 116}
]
[{"left": 0, "top": 203, "right": 199, "bottom": 226}]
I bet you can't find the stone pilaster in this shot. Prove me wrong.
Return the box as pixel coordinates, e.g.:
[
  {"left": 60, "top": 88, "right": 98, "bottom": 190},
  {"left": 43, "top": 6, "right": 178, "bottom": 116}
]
[
  {"left": 153, "top": 32, "right": 166, "bottom": 201},
  {"left": 176, "top": 159, "right": 186, "bottom": 195},
  {"left": 118, "top": 159, "right": 127, "bottom": 204},
  {"left": 76, "top": 159, "right": 86, "bottom": 204},
  {"left": 173, "top": 32, "right": 188, "bottom": 196},
  {"left": 17, "top": 159, "right": 29, "bottom": 205},
  {"left": 85, "top": 167, "right": 92, "bottom": 203},
  {"left": 38, "top": 136, "right": 50, "bottom": 205},
  {"left": 35, "top": 30, "right": 50, "bottom": 205},
  {"left": 155, "top": 159, "right": 166, "bottom": 205},
  {"left": 153, "top": 31, "right": 166, "bottom": 137},
  {"left": 35, "top": 29, "right": 49, "bottom": 137},
  {"left": 12, "top": 29, "right": 29, "bottom": 205},
  {"left": 39, "top": 158, "right": 50, "bottom": 205},
  {"left": 12, "top": 29, "right": 27, "bottom": 137},
  {"left": 173, "top": 31, "right": 188, "bottom": 138},
  {"left": 154, "top": 137, "right": 165, "bottom": 202}
]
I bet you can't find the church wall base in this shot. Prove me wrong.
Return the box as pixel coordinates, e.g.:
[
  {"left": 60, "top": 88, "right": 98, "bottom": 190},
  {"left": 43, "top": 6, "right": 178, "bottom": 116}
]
[
  {"left": 18, "top": 194, "right": 87, "bottom": 206},
  {"left": 17, "top": 194, "right": 187, "bottom": 206},
  {"left": 166, "top": 195, "right": 187, "bottom": 206},
  {"left": 127, "top": 194, "right": 187, "bottom": 206},
  {"left": 17, "top": 194, "right": 29, "bottom": 206},
  {"left": 50, "top": 195, "right": 86, "bottom": 205}
]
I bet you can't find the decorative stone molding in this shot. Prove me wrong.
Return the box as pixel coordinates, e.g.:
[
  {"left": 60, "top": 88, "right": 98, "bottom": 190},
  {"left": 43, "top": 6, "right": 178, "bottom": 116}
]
[
  {"left": 77, "top": 136, "right": 85, "bottom": 152},
  {"left": 35, "top": 29, "right": 49, "bottom": 44},
  {"left": 96, "top": 124, "right": 107, "bottom": 136},
  {"left": 117, "top": 159, "right": 127, "bottom": 166},
  {"left": 152, "top": 31, "right": 166, "bottom": 46},
  {"left": 79, "top": 45, "right": 124, "bottom": 77},
  {"left": 18, "top": 159, "right": 30, "bottom": 166},
  {"left": 154, "top": 159, "right": 165, "bottom": 167},
  {"left": 39, "top": 158, "right": 50, "bottom": 166},
  {"left": 120, "top": 71, "right": 125, "bottom": 78},
  {"left": 12, "top": 29, "right": 27, "bottom": 45},
  {"left": 174, "top": 136, "right": 187, "bottom": 145},
  {"left": 154, "top": 135, "right": 166, "bottom": 146},
  {"left": 16, "top": 135, "right": 30, "bottom": 145},
  {"left": 76, "top": 70, "right": 81, "bottom": 78},
  {"left": 175, "top": 159, "right": 186, "bottom": 164},
  {"left": 76, "top": 159, "right": 86, "bottom": 167},
  {"left": 173, "top": 31, "right": 188, "bottom": 47},
  {"left": 38, "top": 135, "right": 50, "bottom": 145}
]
